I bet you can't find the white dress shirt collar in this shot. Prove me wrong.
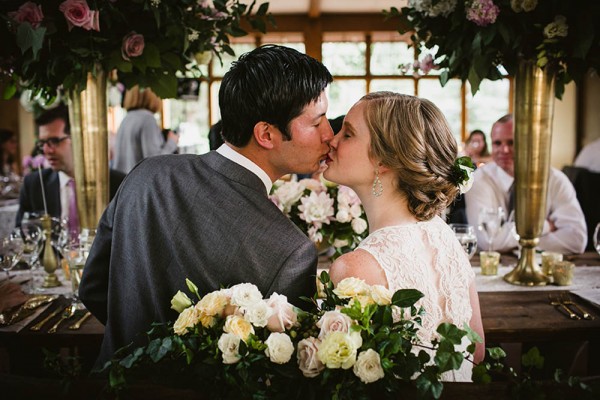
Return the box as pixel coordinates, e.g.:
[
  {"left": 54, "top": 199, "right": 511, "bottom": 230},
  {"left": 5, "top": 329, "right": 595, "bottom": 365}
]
[{"left": 216, "top": 144, "right": 272, "bottom": 194}]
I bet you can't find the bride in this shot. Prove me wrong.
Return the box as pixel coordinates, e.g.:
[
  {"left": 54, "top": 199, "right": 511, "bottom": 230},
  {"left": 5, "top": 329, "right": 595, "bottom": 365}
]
[{"left": 323, "top": 92, "right": 485, "bottom": 381}]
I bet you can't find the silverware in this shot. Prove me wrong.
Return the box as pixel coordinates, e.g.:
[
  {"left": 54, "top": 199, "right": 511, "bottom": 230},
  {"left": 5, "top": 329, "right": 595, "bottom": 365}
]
[
  {"left": 30, "top": 307, "right": 63, "bottom": 331},
  {"left": 7, "top": 294, "right": 58, "bottom": 325},
  {"left": 68, "top": 311, "right": 91, "bottom": 330},
  {"left": 560, "top": 293, "right": 594, "bottom": 320},
  {"left": 47, "top": 304, "right": 77, "bottom": 333},
  {"left": 548, "top": 294, "right": 581, "bottom": 320}
]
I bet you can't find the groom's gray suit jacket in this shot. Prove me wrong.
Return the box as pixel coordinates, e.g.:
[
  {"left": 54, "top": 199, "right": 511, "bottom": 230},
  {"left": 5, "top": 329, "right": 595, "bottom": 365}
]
[{"left": 79, "top": 152, "right": 317, "bottom": 366}]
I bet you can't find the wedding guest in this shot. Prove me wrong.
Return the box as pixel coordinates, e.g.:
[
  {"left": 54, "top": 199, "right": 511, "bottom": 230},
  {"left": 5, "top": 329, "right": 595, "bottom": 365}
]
[
  {"left": 80, "top": 45, "right": 334, "bottom": 367},
  {"left": 112, "top": 86, "right": 179, "bottom": 174},
  {"left": 323, "top": 92, "right": 484, "bottom": 381},
  {"left": 15, "top": 105, "right": 125, "bottom": 238},
  {"left": 465, "top": 114, "right": 587, "bottom": 254},
  {"left": 0, "top": 128, "right": 20, "bottom": 176},
  {"left": 574, "top": 137, "right": 600, "bottom": 173},
  {"left": 464, "top": 129, "right": 491, "bottom": 167}
]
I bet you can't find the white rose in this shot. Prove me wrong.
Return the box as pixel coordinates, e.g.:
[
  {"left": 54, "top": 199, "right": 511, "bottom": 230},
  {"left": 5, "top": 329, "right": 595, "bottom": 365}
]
[
  {"left": 317, "top": 331, "right": 362, "bottom": 369},
  {"left": 264, "top": 332, "right": 294, "bottom": 364},
  {"left": 335, "top": 208, "right": 352, "bottom": 223},
  {"left": 230, "top": 283, "right": 263, "bottom": 308},
  {"left": 170, "top": 290, "right": 192, "bottom": 313},
  {"left": 349, "top": 203, "right": 363, "bottom": 219},
  {"left": 370, "top": 285, "right": 392, "bottom": 306},
  {"left": 351, "top": 217, "right": 368, "bottom": 235},
  {"left": 218, "top": 333, "right": 242, "bottom": 364},
  {"left": 242, "top": 300, "right": 273, "bottom": 328},
  {"left": 266, "top": 293, "right": 298, "bottom": 333},
  {"left": 173, "top": 306, "right": 200, "bottom": 336},
  {"left": 353, "top": 349, "right": 385, "bottom": 384},
  {"left": 297, "top": 337, "right": 325, "bottom": 377},
  {"left": 543, "top": 15, "right": 568, "bottom": 39},
  {"left": 458, "top": 164, "right": 475, "bottom": 194},
  {"left": 333, "top": 238, "right": 349, "bottom": 248},
  {"left": 334, "top": 277, "right": 370, "bottom": 299},
  {"left": 316, "top": 310, "right": 354, "bottom": 339},
  {"left": 223, "top": 314, "right": 255, "bottom": 342}
]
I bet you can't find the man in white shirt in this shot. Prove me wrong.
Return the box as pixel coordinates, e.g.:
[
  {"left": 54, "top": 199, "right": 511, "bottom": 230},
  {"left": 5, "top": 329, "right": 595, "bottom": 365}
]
[
  {"left": 465, "top": 114, "right": 587, "bottom": 254},
  {"left": 574, "top": 137, "right": 600, "bottom": 173}
]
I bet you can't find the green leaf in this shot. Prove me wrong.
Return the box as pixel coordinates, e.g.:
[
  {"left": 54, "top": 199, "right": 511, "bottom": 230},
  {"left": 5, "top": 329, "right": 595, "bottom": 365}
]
[
  {"left": 143, "top": 43, "right": 162, "bottom": 68},
  {"left": 468, "top": 65, "right": 482, "bottom": 96},
  {"left": 16, "top": 23, "right": 46, "bottom": 59},
  {"left": 522, "top": 347, "right": 544, "bottom": 369},
  {"left": 487, "top": 346, "right": 506, "bottom": 361},
  {"left": 472, "top": 364, "right": 492, "bottom": 384},
  {"left": 436, "top": 322, "right": 466, "bottom": 345},
  {"left": 391, "top": 289, "right": 424, "bottom": 308},
  {"left": 3, "top": 82, "right": 17, "bottom": 100}
]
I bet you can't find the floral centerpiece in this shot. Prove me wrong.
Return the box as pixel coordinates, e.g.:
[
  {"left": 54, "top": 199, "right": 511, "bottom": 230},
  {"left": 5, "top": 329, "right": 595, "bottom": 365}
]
[
  {"left": 0, "top": 0, "right": 272, "bottom": 100},
  {"left": 269, "top": 177, "right": 369, "bottom": 259},
  {"left": 106, "top": 273, "right": 482, "bottom": 399},
  {"left": 387, "top": 0, "right": 600, "bottom": 98}
]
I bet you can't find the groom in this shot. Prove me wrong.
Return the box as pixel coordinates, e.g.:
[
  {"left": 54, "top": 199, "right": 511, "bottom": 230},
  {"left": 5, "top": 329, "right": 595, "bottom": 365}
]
[{"left": 79, "top": 45, "right": 334, "bottom": 367}]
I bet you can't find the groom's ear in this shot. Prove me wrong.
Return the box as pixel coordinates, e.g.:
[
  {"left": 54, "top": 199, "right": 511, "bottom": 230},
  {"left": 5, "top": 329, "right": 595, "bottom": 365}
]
[{"left": 253, "top": 121, "right": 275, "bottom": 150}]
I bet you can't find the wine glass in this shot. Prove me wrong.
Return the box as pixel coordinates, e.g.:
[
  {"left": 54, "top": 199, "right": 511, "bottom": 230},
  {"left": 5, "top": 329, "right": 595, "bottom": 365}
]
[
  {"left": 18, "top": 223, "right": 44, "bottom": 270},
  {"left": 0, "top": 231, "right": 25, "bottom": 279},
  {"left": 62, "top": 242, "right": 86, "bottom": 308},
  {"left": 449, "top": 223, "right": 477, "bottom": 259},
  {"left": 477, "top": 207, "right": 506, "bottom": 251},
  {"left": 594, "top": 222, "right": 600, "bottom": 256}
]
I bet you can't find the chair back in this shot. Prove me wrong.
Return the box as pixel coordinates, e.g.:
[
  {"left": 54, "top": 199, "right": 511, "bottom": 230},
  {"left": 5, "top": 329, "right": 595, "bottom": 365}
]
[{"left": 562, "top": 166, "right": 600, "bottom": 251}]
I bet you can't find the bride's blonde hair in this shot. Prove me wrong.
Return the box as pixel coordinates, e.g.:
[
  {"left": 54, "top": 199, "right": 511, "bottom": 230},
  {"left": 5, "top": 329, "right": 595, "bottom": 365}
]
[{"left": 362, "top": 91, "right": 459, "bottom": 221}]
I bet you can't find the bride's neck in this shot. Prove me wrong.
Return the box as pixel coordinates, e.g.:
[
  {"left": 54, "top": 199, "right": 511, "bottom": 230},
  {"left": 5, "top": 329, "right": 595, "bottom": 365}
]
[{"left": 359, "top": 188, "right": 418, "bottom": 233}]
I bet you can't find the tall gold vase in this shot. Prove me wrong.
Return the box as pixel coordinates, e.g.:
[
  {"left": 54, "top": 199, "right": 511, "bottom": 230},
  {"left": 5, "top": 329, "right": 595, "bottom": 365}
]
[
  {"left": 67, "top": 66, "right": 110, "bottom": 231},
  {"left": 503, "top": 60, "right": 555, "bottom": 286}
]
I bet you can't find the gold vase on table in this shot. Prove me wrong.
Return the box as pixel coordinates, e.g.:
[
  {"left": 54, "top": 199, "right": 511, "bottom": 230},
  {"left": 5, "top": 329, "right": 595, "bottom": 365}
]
[
  {"left": 67, "top": 65, "right": 109, "bottom": 231},
  {"left": 503, "top": 59, "right": 555, "bottom": 286}
]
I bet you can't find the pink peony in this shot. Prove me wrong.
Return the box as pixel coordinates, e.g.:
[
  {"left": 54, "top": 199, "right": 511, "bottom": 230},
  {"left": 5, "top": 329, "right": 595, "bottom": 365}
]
[
  {"left": 8, "top": 2, "right": 44, "bottom": 28},
  {"left": 59, "top": 0, "right": 99, "bottom": 32},
  {"left": 121, "top": 31, "right": 145, "bottom": 61},
  {"left": 466, "top": 0, "right": 500, "bottom": 27}
]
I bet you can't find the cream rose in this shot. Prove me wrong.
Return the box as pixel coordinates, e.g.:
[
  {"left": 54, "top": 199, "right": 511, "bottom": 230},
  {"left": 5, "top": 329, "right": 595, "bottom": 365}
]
[
  {"left": 351, "top": 217, "right": 368, "bottom": 234},
  {"left": 266, "top": 293, "right": 298, "bottom": 333},
  {"left": 353, "top": 349, "right": 385, "bottom": 384},
  {"left": 170, "top": 290, "right": 192, "bottom": 313},
  {"left": 297, "top": 337, "right": 324, "bottom": 377},
  {"left": 173, "top": 306, "right": 200, "bottom": 336},
  {"left": 196, "top": 290, "right": 230, "bottom": 317},
  {"left": 223, "top": 314, "right": 254, "bottom": 342},
  {"left": 317, "top": 331, "right": 362, "bottom": 369},
  {"left": 264, "top": 333, "right": 294, "bottom": 364},
  {"left": 230, "top": 283, "right": 263, "bottom": 308},
  {"left": 334, "top": 277, "right": 370, "bottom": 299},
  {"left": 242, "top": 300, "right": 272, "bottom": 328},
  {"left": 370, "top": 285, "right": 392, "bottom": 306},
  {"left": 316, "top": 310, "right": 354, "bottom": 339},
  {"left": 218, "top": 333, "right": 242, "bottom": 364}
]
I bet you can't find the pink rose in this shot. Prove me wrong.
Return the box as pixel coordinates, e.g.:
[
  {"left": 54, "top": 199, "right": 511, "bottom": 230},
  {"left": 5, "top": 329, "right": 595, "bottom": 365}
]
[
  {"left": 316, "top": 310, "right": 353, "bottom": 339},
  {"left": 59, "top": 0, "right": 99, "bottom": 32},
  {"left": 265, "top": 293, "right": 297, "bottom": 333},
  {"left": 8, "top": 2, "right": 44, "bottom": 28},
  {"left": 121, "top": 31, "right": 145, "bottom": 61},
  {"left": 297, "top": 337, "right": 324, "bottom": 378}
]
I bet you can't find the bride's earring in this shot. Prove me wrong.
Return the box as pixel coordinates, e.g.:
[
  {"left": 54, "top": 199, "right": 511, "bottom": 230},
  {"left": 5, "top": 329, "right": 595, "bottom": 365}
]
[{"left": 372, "top": 169, "right": 383, "bottom": 197}]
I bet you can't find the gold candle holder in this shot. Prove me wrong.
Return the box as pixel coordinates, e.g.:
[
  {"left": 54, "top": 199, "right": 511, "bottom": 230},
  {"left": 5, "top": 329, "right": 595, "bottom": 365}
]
[
  {"left": 480, "top": 251, "right": 501, "bottom": 275},
  {"left": 40, "top": 214, "right": 61, "bottom": 288},
  {"left": 541, "top": 251, "right": 563, "bottom": 278},
  {"left": 552, "top": 261, "right": 574, "bottom": 286}
]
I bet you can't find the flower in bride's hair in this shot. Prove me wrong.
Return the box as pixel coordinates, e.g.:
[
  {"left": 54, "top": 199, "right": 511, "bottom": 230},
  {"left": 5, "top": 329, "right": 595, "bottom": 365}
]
[
  {"left": 264, "top": 332, "right": 294, "bottom": 364},
  {"left": 297, "top": 337, "right": 325, "bottom": 377},
  {"left": 173, "top": 306, "right": 201, "bottom": 335},
  {"left": 230, "top": 283, "right": 262, "bottom": 308},
  {"left": 218, "top": 333, "right": 242, "bottom": 364},
  {"left": 170, "top": 291, "right": 192, "bottom": 313},
  {"left": 224, "top": 315, "right": 254, "bottom": 342},
  {"left": 353, "top": 349, "right": 385, "bottom": 383},
  {"left": 458, "top": 164, "right": 475, "bottom": 194}
]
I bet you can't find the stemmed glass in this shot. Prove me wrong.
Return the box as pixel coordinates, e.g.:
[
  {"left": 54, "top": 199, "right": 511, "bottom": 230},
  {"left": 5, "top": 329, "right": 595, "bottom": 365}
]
[
  {"left": 18, "top": 223, "right": 44, "bottom": 270},
  {"left": 594, "top": 222, "right": 600, "bottom": 256},
  {"left": 449, "top": 223, "right": 478, "bottom": 259},
  {"left": 0, "top": 231, "right": 25, "bottom": 279},
  {"left": 477, "top": 207, "right": 506, "bottom": 251}
]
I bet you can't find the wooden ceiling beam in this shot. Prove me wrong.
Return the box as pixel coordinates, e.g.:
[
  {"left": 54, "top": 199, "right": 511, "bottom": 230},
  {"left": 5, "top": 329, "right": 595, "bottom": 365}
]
[
  {"left": 308, "top": 0, "right": 321, "bottom": 18},
  {"left": 250, "top": 13, "right": 405, "bottom": 33}
]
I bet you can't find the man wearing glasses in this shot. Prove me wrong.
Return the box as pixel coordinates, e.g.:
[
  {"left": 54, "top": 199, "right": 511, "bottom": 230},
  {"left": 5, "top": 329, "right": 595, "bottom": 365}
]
[{"left": 15, "top": 104, "right": 125, "bottom": 237}]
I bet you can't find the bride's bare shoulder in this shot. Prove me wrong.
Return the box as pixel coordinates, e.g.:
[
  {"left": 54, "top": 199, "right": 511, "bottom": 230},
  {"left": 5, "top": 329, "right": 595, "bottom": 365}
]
[{"left": 329, "top": 249, "right": 388, "bottom": 288}]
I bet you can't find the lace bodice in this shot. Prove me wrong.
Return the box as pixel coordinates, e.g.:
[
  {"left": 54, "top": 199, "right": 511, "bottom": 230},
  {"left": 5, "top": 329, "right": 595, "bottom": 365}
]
[{"left": 357, "top": 216, "right": 475, "bottom": 381}]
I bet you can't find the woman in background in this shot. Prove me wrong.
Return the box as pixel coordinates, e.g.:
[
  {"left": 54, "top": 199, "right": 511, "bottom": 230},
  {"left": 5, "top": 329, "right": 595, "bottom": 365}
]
[
  {"left": 0, "top": 128, "right": 20, "bottom": 176},
  {"left": 464, "top": 129, "right": 491, "bottom": 167},
  {"left": 323, "top": 92, "right": 484, "bottom": 381},
  {"left": 113, "top": 86, "right": 179, "bottom": 174}
]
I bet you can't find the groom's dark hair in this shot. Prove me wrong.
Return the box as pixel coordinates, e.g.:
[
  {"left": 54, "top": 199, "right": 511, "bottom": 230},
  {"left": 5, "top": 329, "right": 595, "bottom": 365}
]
[{"left": 219, "top": 44, "right": 332, "bottom": 147}]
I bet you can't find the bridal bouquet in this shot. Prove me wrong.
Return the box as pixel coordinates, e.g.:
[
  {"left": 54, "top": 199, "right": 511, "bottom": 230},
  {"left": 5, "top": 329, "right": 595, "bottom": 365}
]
[
  {"left": 0, "top": 0, "right": 271, "bottom": 100},
  {"left": 107, "top": 273, "right": 480, "bottom": 399},
  {"left": 387, "top": 0, "right": 600, "bottom": 98},
  {"left": 270, "top": 178, "right": 368, "bottom": 258}
]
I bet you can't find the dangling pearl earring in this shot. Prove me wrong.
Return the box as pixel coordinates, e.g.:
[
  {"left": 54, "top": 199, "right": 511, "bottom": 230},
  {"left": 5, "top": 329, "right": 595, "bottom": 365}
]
[{"left": 372, "top": 169, "right": 383, "bottom": 197}]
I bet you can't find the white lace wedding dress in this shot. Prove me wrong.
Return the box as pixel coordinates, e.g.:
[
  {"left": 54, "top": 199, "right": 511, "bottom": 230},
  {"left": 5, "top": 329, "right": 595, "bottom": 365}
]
[{"left": 356, "top": 215, "right": 475, "bottom": 382}]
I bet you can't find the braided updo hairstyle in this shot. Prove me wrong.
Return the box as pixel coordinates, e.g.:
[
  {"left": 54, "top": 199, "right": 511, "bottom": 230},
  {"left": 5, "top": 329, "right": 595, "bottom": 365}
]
[{"left": 362, "top": 92, "right": 460, "bottom": 221}]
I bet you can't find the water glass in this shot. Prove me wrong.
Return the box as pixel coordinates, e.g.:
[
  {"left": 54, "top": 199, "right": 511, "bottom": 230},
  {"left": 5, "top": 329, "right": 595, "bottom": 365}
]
[
  {"left": 0, "top": 231, "right": 24, "bottom": 278},
  {"left": 62, "top": 243, "right": 86, "bottom": 305},
  {"left": 449, "top": 223, "right": 477, "bottom": 259},
  {"left": 477, "top": 207, "right": 506, "bottom": 251}
]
